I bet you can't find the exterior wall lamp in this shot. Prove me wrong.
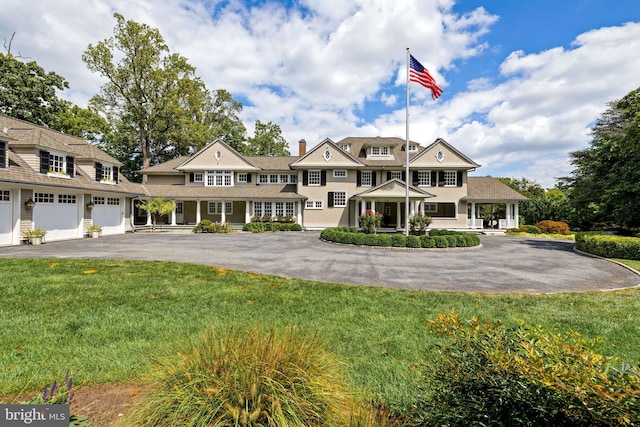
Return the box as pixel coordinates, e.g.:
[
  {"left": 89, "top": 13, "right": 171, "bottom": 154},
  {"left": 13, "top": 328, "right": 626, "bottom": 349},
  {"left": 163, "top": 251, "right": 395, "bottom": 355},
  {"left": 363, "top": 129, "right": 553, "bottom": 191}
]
[
  {"left": 86, "top": 201, "right": 95, "bottom": 211},
  {"left": 24, "top": 197, "right": 36, "bottom": 211}
]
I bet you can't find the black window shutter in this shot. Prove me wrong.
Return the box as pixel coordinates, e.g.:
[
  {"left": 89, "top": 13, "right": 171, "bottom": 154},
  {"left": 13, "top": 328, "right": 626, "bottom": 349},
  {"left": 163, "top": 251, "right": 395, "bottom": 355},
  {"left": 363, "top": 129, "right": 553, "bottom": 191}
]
[
  {"left": 457, "top": 171, "right": 463, "bottom": 187},
  {"left": 328, "top": 192, "right": 335, "bottom": 208},
  {"left": 372, "top": 172, "right": 377, "bottom": 186},
  {"left": 413, "top": 171, "right": 419, "bottom": 185},
  {"left": 402, "top": 171, "right": 406, "bottom": 182},
  {"left": 302, "top": 170, "right": 308, "bottom": 186},
  {"left": 66, "top": 156, "right": 75, "bottom": 177},
  {"left": 387, "top": 171, "right": 391, "bottom": 181},
  {"left": 357, "top": 171, "right": 362, "bottom": 186},
  {"left": 320, "top": 171, "right": 326, "bottom": 186},
  {"left": 247, "top": 174, "right": 252, "bottom": 183},
  {"left": 430, "top": 171, "right": 437, "bottom": 187},
  {"left": 0, "top": 141, "right": 6, "bottom": 168},
  {"left": 438, "top": 171, "right": 445, "bottom": 187},
  {"left": 95, "top": 162, "right": 103, "bottom": 182},
  {"left": 189, "top": 173, "right": 194, "bottom": 182},
  {"left": 113, "top": 166, "right": 119, "bottom": 183},
  {"left": 39, "top": 150, "right": 49, "bottom": 173}
]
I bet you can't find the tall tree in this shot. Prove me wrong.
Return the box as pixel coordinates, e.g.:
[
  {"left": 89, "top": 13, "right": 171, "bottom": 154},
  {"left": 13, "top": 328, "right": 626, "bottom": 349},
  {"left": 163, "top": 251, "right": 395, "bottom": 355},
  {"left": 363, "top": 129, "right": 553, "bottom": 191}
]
[
  {"left": 0, "top": 51, "right": 71, "bottom": 129},
  {"left": 209, "top": 89, "right": 246, "bottom": 152},
  {"left": 83, "top": 14, "right": 219, "bottom": 182},
  {"left": 566, "top": 87, "right": 640, "bottom": 230},
  {"left": 244, "top": 120, "right": 290, "bottom": 156}
]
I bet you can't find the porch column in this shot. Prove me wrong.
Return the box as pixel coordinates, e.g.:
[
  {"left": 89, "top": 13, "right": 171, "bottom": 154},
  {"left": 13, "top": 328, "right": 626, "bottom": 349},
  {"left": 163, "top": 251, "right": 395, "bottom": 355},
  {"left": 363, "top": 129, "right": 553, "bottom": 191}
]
[
  {"left": 245, "top": 201, "right": 251, "bottom": 224},
  {"left": 146, "top": 210, "right": 152, "bottom": 226},
  {"left": 471, "top": 202, "right": 476, "bottom": 229},
  {"left": 354, "top": 200, "right": 359, "bottom": 226},
  {"left": 171, "top": 206, "right": 177, "bottom": 225},
  {"left": 371, "top": 200, "right": 376, "bottom": 214},
  {"left": 221, "top": 201, "right": 226, "bottom": 223},
  {"left": 514, "top": 203, "right": 519, "bottom": 227},
  {"left": 196, "top": 201, "right": 201, "bottom": 224},
  {"left": 360, "top": 200, "right": 366, "bottom": 214},
  {"left": 506, "top": 203, "right": 512, "bottom": 228},
  {"left": 420, "top": 201, "right": 425, "bottom": 215},
  {"left": 297, "top": 201, "right": 302, "bottom": 224},
  {"left": 396, "top": 202, "right": 402, "bottom": 230}
]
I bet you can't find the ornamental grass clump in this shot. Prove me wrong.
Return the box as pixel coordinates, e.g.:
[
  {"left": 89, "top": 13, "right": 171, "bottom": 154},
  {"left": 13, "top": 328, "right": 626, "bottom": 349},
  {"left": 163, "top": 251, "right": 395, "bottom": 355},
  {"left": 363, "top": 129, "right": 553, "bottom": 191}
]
[{"left": 124, "top": 326, "right": 354, "bottom": 427}]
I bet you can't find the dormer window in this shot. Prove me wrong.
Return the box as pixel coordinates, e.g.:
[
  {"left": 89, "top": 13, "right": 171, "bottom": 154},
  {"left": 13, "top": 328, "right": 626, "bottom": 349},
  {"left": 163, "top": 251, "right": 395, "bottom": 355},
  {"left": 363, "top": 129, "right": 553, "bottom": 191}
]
[
  {"left": 338, "top": 144, "right": 350, "bottom": 152},
  {"left": 40, "top": 150, "right": 74, "bottom": 178},
  {"left": 371, "top": 146, "right": 389, "bottom": 156},
  {"left": 408, "top": 144, "right": 418, "bottom": 152},
  {"left": 95, "top": 162, "right": 119, "bottom": 184}
]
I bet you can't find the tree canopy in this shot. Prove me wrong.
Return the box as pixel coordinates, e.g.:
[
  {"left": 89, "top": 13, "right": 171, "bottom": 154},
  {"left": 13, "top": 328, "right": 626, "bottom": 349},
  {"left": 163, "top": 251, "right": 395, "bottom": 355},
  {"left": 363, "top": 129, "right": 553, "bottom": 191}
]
[
  {"left": 83, "top": 14, "right": 248, "bottom": 182},
  {"left": 565, "top": 87, "right": 640, "bottom": 231},
  {"left": 244, "top": 120, "right": 290, "bottom": 156}
]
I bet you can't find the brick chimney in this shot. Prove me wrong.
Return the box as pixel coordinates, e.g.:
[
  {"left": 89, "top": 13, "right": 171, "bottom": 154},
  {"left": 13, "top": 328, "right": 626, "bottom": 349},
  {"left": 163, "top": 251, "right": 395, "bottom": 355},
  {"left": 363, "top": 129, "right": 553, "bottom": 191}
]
[{"left": 298, "top": 139, "right": 306, "bottom": 156}]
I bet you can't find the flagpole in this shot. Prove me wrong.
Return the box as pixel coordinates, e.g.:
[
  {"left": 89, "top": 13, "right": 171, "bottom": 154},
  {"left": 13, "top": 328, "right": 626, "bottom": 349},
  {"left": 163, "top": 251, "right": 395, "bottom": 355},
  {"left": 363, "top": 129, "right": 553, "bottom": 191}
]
[{"left": 405, "top": 48, "right": 410, "bottom": 236}]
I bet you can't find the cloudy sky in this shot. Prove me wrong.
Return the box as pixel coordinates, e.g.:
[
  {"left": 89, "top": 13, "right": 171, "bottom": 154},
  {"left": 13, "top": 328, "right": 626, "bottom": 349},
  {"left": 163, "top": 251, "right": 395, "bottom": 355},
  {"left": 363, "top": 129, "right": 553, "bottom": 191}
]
[{"left": 3, "top": 0, "right": 640, "bottom": 188}]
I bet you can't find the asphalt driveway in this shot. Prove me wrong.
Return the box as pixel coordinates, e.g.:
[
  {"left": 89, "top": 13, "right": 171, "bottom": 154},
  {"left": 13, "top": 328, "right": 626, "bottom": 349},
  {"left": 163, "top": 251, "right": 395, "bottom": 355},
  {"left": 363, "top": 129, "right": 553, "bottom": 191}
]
[{"left": 1, "top": 232, "right": 638, "bottom": 293}]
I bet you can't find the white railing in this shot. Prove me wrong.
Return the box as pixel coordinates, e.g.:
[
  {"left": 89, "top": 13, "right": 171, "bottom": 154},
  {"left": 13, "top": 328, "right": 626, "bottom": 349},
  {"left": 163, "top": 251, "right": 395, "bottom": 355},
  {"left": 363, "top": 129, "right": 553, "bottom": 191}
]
[{"left": 466, "top": 218, "right": 484, "bottom": 228}]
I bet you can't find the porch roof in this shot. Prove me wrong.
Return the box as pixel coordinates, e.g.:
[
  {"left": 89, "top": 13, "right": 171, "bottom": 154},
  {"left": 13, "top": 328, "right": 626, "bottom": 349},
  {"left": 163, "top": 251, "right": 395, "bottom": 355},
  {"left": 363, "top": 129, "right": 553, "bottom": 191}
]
[
  {"left": 464, "top": 176, "right": 528, "bottom": 202},
  {"left": 141, "top": 183, "right": 304, "bottom": 200},
  {"left": 354, "top": 178, "right": 435, "bottom": 199}
]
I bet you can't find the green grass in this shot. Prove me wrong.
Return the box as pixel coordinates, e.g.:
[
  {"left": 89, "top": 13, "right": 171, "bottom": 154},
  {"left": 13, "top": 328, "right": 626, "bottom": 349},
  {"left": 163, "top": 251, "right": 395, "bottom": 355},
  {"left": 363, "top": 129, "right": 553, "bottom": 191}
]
[
  {"left": 506, "top": 231, "right": 575, "bottom": 240},
  {"left": 1, "top": 258, "right": 639, "bottom": 414}
]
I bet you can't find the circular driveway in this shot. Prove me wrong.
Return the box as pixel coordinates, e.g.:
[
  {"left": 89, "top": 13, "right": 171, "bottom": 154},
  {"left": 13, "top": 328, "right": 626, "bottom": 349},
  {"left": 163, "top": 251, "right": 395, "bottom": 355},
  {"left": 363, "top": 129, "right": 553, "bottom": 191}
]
[{"left": 1, "top": 232, "right": 639, "bottom": 293}]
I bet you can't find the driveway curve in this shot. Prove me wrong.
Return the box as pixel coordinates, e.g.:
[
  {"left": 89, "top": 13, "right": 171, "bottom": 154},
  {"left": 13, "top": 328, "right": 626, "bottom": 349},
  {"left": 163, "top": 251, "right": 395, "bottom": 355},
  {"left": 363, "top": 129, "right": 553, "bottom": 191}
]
[{"left": 1, "top": 232, "right": 639, "bottom": 293}]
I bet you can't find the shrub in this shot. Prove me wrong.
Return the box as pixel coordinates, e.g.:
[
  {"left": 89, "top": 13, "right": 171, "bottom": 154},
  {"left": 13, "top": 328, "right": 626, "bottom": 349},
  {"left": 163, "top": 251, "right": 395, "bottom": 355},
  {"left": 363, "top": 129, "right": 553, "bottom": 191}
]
[
  {"left": 376, "top": 234, "right": 393, "bottom": 247},
  {"left": 536, "top": 220, "right": 570, "bottom": 235},
  {"left": 508, "top": 225, "right": 543, "bottom": 234},
  {"left": 411, "top": 310, "right": 640, "bottom": 427},
  {"left": 125, "top": 326, "right": 353, "bottom": 426},
  {"left": 391, "top": 234, "right": 407, "bottom": 247},
  {"left": 193, "top": 220, "right": 215, "bottom": 233},
  {"left": 244, "top": 222, "right": 302, "bottom": 233},
  {"left": 576, "top": 232, "right": 640, "bottom": 260},
  {"left": 359, "top": 210, "right": 383, "bottom": 234},
  {"left": 406, "top": 235, "right": 421, "bottom": 248},
  {"left": 409, "top": 212, "right": 432, "bottom": 235},
  {"left": 420, "top": 236, "right": 436, "bottom": 248},
  {"left": 433, "top": 236, "right": 449, "bottom": 248}
]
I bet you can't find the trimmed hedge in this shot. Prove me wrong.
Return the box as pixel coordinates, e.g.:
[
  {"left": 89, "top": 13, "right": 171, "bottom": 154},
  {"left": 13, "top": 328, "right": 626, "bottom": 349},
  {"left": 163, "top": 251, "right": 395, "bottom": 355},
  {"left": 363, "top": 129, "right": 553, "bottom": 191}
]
[
  {"left": 536, "top": 220, "right": 570, "bottom": 235},
  {"left": 508, "top": 225, "right": 542, "bottom": 234},
  {"left": 243, "top": 222, "right": 303, "bottom": 232},
  {"left": 575, "top": 232, "right": 640, "bottom": 260},
  {"left": 320, "top": 228, "right": 480, "bottom": 249}
]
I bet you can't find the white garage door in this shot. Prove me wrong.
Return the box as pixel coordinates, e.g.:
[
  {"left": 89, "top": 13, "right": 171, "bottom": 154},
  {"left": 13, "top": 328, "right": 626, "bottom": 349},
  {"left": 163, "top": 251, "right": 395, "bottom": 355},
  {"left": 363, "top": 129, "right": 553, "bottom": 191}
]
[
  {"left": 91, "top": 196, "right": 123, "bottom": 235},
  {"left": 33, "top": 192, "right": 81, "bottom": 241},
  {"left": 0, "top": 189, "right": 13, "bottom": 245}
]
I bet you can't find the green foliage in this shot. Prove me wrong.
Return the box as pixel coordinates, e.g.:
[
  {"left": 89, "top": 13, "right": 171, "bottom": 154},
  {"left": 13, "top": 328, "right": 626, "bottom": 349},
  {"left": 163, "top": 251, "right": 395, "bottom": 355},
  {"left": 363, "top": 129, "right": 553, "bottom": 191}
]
[
  {"left": 508, "top": 224, "right": 543, "bottom": 234},
  {"left": 419, "top": 236, "right": 435, "bottom": 248},
  {"left": 83, "top": 13, "right": 242, "bottom": 181},
  {"left": 0, "top": 52, "right": 71, "bottom": 129},
  {"left": 406, "top": 235, "right": 421, "bottom": 248},
  {"left": 536, "top": 219, "right": 571, "bottom": 235},
  {"left": 192, "top": 220, "right": 234, "bottom": 233},
  {"left": 125, "top": 326, "right": 353, "bottom": 426},
  {"left": 321, "top": 228, "right": 479, "bottom": 249},
  {"left": 566, "top": 87, "right": 640, "bottom": 230},
  {"left": 576, "top": 232, "right": 640, "bottom": 260},
  {"left": 391, "top": 234, "right": 407, "bottom": 247},
  {"left": 408, "top": 212, "right": 432, "bottom": 235},
  {"left": 433, "top": 236, "right": 449, "bottom": 248},
  {"left": 243, "top": 120, "right": 290, "bottom": 156},
  {"left": 243, "top": 222, "right": 302, "bottom": 232},
  {"left": 359, "top": 210, "right": 383, "bottom": 234},
  {"left": 413, "top": 310, "right": 640, "bottom": 427},
  {"left": 137, "top": 198, "right": 176, "bottom": 232}
]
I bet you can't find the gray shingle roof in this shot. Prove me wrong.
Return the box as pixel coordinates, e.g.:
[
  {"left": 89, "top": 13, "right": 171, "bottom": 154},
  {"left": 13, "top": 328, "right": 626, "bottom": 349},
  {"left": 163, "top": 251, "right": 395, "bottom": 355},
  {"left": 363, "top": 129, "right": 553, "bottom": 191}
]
[{"left": 465, "top": 176, "right": 528, "bottom": 202}]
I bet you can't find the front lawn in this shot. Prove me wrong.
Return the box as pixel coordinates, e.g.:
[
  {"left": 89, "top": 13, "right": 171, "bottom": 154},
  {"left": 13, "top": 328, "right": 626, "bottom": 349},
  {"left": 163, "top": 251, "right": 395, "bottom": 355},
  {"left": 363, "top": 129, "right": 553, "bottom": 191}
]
[{"left": 1, "top": 258, "right": 639, "bottom": 414}]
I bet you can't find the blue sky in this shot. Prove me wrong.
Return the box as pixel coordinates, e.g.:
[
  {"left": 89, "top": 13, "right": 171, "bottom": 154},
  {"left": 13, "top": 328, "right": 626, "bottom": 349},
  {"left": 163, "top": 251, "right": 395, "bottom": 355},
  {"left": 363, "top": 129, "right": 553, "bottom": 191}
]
[{"left": 3, "top": 0, "right": 640, "bottom": 187}]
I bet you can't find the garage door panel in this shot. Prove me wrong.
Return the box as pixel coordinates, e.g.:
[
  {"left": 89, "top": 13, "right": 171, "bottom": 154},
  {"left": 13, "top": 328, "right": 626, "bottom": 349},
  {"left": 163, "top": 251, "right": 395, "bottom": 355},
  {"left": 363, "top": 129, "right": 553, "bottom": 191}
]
[
  {"left": 0, "top": 197, "right": 12, "bottom": 245},
  {"left": 33, "top": 192, "right": 80, "bottom": 241},
  {"left": 92, "top": 205, "right": 122, "bottom": 235}
]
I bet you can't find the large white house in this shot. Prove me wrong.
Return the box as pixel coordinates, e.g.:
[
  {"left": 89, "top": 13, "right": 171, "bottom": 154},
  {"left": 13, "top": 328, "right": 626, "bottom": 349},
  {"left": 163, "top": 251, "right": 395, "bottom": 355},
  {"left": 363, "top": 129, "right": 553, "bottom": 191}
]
[{"left": 1, "top": 113, "right": 527, "bottom": 246}]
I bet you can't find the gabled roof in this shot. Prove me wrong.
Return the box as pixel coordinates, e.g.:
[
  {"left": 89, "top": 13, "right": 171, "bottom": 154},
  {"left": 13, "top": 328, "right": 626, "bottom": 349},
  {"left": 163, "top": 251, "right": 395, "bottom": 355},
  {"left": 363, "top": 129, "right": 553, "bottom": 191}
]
[
  {"left": 465, "top": 176, "right": 528, "bottom": 202},
  {"left": 247, "top": 156, "right": 298, "bottom": 171},
  {"left": 290, "top": 138, "right": 365, "bottom": 168},
  {"left": 409, "top": 138, "right": 480, "bottom": 169},
  {"left": 141, "top": 156, "right": 190, "bottom": 174},
  {"left": 355, "top": 178, "right": 435, "bottom": 199},
  {"left": 176, "top": 139, "right": 260, "bottom": 171},
  {"left": 0, "top": 114, "right": 122, "bottom": 165}
]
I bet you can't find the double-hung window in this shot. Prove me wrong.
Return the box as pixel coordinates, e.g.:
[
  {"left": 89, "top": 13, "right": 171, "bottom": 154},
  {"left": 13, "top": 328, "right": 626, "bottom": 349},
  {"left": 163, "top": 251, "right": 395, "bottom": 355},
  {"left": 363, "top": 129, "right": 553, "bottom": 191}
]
[
  {"left": 371, "top": 146, "right": 389, "bottom": 156},
  {"left": 443, "top": 171, "right": 457, "bottom": 186},
  {"left": 208, "top": 201, "right": 233, "bottom": 214},
  {"left": 418, "top": 171, "right": 431, "bottom": 186},
  {"left": 308, "top": 170, "right": 321, "bottom": 186},
  {"left": 360, "top": 171, "right": 372, "bottom": 187}
]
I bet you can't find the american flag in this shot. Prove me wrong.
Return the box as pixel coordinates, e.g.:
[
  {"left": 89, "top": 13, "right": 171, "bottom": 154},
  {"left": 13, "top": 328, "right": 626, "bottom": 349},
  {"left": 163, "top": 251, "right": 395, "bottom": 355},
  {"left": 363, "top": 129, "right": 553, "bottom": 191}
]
[{"left": 409, "top": 54, "right": 443, "bottom": 100}]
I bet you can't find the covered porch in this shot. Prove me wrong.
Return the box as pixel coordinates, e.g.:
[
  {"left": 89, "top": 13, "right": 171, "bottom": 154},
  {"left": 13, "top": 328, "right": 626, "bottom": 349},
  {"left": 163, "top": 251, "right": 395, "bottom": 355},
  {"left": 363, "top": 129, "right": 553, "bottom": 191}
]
[{"left": 466, "top": 202, "right": 520, "bottom": 230}]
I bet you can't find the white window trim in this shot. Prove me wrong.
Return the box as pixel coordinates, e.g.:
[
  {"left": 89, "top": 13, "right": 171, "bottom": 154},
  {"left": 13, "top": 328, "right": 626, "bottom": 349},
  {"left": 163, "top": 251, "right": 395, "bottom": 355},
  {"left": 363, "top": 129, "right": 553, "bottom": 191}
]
[
  {"left": 333, "top": 191, "right": 346, "bottom": 207},
  {"left": 208, "top": 201, "right": 233, "bottom": 214},
  {"left": 0, "top": 190, "right": 11, "bottom": 202},
  {"left": 418, "top": 171, "right": 431, "bottom": 186},
  {"left": 237, "top": 173, "right": 248, "bottom": 183},
  {"left": 305, "top": 200, "right": 323, "bottom": 209},
  {"left": 193, "top": 173, "right": 204, "bottom": 183},
  {"left": 371, "top": 146, "right": 390, "bottom": 156},
  {"left": 333, "top": 170, "right": 347, "bottom": 178},
  {"left": 424, "top": 203, "right": 437, "bottom": 213},
  {"left": 360, "top": 171, "right": 372, "bottom": 187},
  {"left": 443, "top": 171, "right": 457, "bottom": 187},
  {"left": 308, "top": 170, "right": 321, "bottom": 186},
  {"left": 205, "top": 170, "right": 234, "bottom": 187}
]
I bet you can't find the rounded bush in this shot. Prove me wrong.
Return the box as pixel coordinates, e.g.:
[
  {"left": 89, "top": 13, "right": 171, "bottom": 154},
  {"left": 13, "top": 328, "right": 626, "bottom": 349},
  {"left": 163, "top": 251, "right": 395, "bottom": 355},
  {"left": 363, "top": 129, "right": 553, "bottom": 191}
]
[
  {"left": 522, "top": 225, "right": 542, "bottom": 234},
  {"left": 420, "top": 236, "right": 436, "bottom": 248},
  {"left": 434, "top": 236, "right": 449, "bottom": 248},
  {"left": 406, "top": 235, "right": 421, "bottom": 248},
  {"left": 391, "top": 234, "right": 407, "bottom": 247},
  {"left": 125, "top": 327, "right": 353, "bottom": 426},
  {"left": 535, "top": 220, "right": 570, "bottom": 235}
]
